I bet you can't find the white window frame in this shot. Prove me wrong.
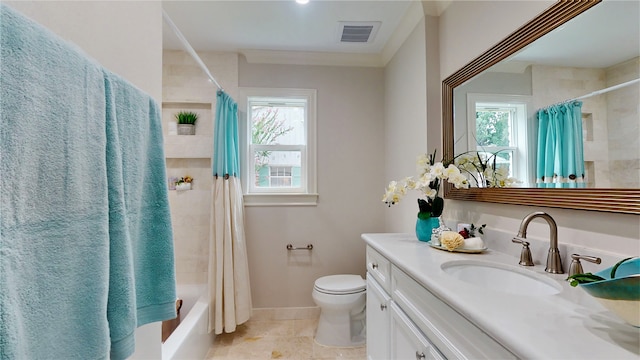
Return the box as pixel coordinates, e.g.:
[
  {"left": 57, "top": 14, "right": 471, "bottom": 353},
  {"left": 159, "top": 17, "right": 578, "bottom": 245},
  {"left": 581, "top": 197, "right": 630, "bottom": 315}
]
[
  {"left": 269, "top": 166, "right": 293, "bottom": 187},
  {"left": 466, "top": 93, "right": 534, "bottom": 185},
  {"left": 239, "top": 87, "right": 318, "bottom": 206}
]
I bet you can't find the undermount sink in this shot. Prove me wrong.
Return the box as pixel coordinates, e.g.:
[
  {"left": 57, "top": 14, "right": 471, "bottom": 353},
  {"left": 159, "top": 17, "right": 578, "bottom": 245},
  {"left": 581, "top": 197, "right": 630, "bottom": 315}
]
[{"left": 441, "top": 260, "right": 562, "bottom": 296}]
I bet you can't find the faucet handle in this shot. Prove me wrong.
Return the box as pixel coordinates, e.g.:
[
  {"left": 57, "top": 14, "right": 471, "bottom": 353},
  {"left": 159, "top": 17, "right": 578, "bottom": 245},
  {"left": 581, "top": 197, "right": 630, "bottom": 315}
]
[
  {"left": 512, "top": 237, "right": 534, "bottom": 266},
  {"left": 568, "top": 253, "right": 602, "bottom": 276}
]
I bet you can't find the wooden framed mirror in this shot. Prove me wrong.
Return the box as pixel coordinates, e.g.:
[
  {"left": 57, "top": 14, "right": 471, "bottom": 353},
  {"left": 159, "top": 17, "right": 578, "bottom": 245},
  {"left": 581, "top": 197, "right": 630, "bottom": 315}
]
[{"left": 442, "top": 0, "right": 640, "bottom": 214}]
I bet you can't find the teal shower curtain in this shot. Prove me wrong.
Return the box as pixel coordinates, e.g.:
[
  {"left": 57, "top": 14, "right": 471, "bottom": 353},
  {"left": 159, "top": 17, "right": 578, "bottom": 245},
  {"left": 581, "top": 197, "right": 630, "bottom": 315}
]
[
  {"left": 209, "top": 90, "right": 252, "bottom": 334},
  {"left": 536, "top": 101, "right": 585, "bottom": 188}
]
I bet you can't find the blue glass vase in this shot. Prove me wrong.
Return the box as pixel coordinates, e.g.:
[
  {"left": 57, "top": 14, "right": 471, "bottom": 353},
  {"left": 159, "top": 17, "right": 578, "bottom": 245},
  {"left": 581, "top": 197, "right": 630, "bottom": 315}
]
[{"left": 415, "top": 216, "right": 441, "bottom": 242}]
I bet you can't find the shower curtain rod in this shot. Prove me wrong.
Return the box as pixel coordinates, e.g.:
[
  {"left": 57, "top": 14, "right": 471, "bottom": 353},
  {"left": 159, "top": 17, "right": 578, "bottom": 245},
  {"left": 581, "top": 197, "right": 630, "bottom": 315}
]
[
  {"left": 162, "top": 10, "right": 223, "bottom": 91},
  {"left": 569, "top": 78, "right": 639, "bottom": 102},
  {"left": 542, "top": 77, "right": 639, "bottom": 110}
]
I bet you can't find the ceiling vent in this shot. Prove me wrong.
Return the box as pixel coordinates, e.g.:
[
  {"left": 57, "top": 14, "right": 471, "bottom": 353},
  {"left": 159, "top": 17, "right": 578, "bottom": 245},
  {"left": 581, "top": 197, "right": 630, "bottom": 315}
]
[{"left": 337, "top": 21, "right": 381, "bottom": 43}]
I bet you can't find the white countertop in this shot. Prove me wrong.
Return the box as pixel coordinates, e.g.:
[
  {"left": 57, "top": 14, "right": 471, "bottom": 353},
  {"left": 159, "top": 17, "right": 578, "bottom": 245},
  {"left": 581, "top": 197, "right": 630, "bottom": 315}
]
[{"left": 362, "top": 233, "right": 640, "bottom": 360}]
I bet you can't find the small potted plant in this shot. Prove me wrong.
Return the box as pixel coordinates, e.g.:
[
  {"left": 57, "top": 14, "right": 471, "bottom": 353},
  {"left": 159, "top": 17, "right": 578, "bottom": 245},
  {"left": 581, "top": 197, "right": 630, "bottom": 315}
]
[
  {"left": 175, "top": 176, "right": 193, "bottom": 191},
  {"left": 175, "top": 111, "right": 198, "bottom": 135}
]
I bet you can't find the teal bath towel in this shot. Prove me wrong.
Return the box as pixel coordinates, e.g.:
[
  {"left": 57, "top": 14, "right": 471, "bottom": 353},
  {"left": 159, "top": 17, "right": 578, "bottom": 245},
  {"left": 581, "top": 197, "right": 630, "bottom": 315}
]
[
  {"left": 104, "top": 69, "right": 177, "bottom": 357},
  {"left": 0, "top": 4, "right": 176, "bottom": 359}
]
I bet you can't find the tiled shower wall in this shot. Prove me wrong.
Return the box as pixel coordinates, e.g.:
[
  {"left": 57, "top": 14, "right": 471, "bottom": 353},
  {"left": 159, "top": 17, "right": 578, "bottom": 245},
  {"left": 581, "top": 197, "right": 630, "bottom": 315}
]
[
  {"left": 531, "top": 57, "right": 639, "bottom": 188},
  {"left": 605, "top": 57, "right": 639, "bottom": 188},
  {"left": 162, "top": 50, "right": 239, "bottom": 285}
]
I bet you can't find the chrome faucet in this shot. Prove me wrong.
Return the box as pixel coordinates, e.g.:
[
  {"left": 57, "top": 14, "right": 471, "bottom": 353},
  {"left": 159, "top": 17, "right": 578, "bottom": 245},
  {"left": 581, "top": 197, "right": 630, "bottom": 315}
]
[{"left": 513, "top": 211, "right": 564, "bottom": 274}]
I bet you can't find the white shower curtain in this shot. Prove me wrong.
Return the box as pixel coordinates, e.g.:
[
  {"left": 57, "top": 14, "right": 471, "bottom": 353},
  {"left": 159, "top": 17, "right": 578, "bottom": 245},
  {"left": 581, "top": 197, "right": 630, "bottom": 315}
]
[{"left": 209, "top": 90, "right": 252, "bottom": 334}]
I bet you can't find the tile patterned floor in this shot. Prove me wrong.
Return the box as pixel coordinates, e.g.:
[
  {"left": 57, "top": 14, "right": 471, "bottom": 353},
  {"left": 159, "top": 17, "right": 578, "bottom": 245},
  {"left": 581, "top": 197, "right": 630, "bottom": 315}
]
[{"left": 205, "top": 308, "right": 366, "bottom": 360}]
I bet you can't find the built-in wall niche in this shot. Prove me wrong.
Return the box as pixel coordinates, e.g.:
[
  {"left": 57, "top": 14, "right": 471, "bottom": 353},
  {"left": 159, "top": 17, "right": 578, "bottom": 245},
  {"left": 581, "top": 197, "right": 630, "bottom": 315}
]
[
  {"left": 162, "top": 101, "right": 212, "bottom": 136},
  {"left": 162, "top": 101, "right": 213, "bottom": 159},
  {"left": 165, "top": 158, "right": 211, "bottom": 192},
  {"left": 582, "top": 112, "right": 595, "bottom": 187},
  {"left": 582, "top": 112, "right": 594, "bottom": 142}
]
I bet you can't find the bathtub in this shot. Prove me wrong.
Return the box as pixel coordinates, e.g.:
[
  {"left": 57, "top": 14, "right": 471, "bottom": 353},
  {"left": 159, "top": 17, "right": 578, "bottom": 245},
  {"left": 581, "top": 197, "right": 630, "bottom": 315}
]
[{"left": 162, "top": 284, "right": 214, "bottom": 360}]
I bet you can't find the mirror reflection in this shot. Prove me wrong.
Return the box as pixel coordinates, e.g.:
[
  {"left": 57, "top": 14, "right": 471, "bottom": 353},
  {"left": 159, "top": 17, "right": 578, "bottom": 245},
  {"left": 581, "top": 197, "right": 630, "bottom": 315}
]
[{"left": 453, "top": 0, "right": 639, "bottom": 188}]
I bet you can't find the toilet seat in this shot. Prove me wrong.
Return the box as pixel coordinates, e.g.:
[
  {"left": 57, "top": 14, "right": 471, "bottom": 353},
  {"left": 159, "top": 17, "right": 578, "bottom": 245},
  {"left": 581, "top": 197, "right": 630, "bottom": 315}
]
[{"left": 314, "top": 274, "right": 365, "bottom": 295}]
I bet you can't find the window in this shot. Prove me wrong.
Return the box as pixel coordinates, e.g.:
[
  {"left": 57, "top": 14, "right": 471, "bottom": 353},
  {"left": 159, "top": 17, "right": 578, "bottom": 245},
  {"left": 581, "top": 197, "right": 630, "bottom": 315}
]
[
  {"left": 467, "top": 94, "right": 533, "bottom": 185},
  {"left": 268, "top": 166, "right": 292, "bottom": 187},
  {"left": 240, "top": 88, "right": 317, "bottom": 206}
]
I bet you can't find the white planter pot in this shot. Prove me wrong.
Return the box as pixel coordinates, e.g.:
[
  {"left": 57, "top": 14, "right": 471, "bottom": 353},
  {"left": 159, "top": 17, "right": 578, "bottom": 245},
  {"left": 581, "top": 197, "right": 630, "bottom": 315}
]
[
  {"left": 175, "top": 182, "right": 192, "bottom": 191},
  {"left": 177, "top": 124, "right": 195, "bottom": 135}
]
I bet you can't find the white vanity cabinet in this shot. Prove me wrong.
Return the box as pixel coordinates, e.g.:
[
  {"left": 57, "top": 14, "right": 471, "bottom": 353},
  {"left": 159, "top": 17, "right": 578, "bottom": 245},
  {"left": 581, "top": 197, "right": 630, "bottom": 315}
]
[
  {"left": 363, "top": 233, "right": 639, "bottom": 359},
  {"left": 366, "top": 245, "right": 516, "bottom": 360}
]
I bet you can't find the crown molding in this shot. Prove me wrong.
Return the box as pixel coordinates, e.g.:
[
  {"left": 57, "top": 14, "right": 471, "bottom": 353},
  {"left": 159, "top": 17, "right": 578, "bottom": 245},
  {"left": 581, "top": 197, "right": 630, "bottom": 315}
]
[{"left": 240, "top": 49, "right": 385, "bottom": 67}]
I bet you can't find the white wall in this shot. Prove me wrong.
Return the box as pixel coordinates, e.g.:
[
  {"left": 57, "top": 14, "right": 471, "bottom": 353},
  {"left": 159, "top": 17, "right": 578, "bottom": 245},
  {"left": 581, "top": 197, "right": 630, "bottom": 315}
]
[
  {"left": 424, "top": 14, "right": 441, "bottom": 153},
  {"left": 438, "top": 1, "right": 553, "bottom": 79},
  {"left": 383, "top": 1, "right": 640, "bottom": 261},
  {"left": 238, "top": 56, "right": 386, "bottom": 307},
  {"left": 383, "top": 17, "right": 428, "bottom": 232},
  {"left": 5, "top": 1, "right": 163, "bottom": 102},
  {"left": 4, "top": 2, "right": 165, "bottom": 358}
]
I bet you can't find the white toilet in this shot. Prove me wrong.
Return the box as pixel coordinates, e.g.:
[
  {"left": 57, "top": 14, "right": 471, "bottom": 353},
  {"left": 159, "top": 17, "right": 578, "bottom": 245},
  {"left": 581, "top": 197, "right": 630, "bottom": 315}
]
[{"left": 312, "top": 274, "right": 366, "bottom": 347}]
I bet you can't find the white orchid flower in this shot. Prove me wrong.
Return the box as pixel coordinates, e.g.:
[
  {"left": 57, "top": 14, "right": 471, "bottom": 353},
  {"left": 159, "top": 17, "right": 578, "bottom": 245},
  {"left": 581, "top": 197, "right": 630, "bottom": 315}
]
[
  {"left": 430, "top": 162, "right": 445, "bottom": 178},
  {"left": 383, "top": 149, "right": 519, "bottom": 209},
  {"left": 448, "top": 173, "right": 470, "bottom": 189},
  {"left": 416, "top": 154, "right": 431, "bottom": 175},
  {"left": 404, "top": 177, "right": 417, "bottom": 190},
  {"left": 424, "top": 187, "right": 437, "bottom": 199},
  {"left": 418, "top": 172, "right": 434, "bottom": 186},
  {"left": 494, "top": 166, "right": 510, "bottom": 179},
  {"left": 442, "top": 164, "right": 461, "bottom": 179}
]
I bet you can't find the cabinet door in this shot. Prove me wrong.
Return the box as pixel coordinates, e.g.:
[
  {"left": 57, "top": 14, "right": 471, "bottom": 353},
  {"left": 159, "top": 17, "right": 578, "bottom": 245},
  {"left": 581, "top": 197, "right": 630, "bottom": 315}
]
[
  {"left": 366, "top": 274, "right": 391, "bottom": 360},
  {"left": 390, "top": 302, "right": 445, "bottom": 360}
]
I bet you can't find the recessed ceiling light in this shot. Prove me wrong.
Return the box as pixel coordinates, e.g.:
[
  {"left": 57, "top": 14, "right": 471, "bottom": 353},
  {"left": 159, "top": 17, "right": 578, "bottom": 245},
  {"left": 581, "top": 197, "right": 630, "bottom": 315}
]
[{"left": 296, "top": 0, "right": 309, "bottom": 4}]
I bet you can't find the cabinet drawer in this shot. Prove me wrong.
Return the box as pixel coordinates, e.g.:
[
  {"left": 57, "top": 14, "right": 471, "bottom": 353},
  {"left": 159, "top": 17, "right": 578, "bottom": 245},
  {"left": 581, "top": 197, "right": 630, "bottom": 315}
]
[
  {"left": 366, "top": 246, "right": 391, "bottom": 293},
  {"left": 391, "top": 265, "right": 517, "bottom": 360}
]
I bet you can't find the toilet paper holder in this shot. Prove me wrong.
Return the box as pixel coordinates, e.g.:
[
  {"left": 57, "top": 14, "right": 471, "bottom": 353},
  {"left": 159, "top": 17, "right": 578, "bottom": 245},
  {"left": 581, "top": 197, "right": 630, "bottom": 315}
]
[{"left": 286, "top": 244, "right": 314, "bottom": 251}]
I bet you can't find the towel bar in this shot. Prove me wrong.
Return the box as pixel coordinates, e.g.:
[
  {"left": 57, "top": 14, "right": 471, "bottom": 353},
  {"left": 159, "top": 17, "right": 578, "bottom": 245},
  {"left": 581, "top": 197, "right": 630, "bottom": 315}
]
[{"left": 286, "top": 244, "right": 313, "bottom": 251}]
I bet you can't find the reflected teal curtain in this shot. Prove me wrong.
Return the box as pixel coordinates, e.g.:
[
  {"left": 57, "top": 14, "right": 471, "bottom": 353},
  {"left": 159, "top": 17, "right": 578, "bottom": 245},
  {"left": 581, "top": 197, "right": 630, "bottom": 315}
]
[
  {"left": 209, "top": 90, "right": 251, "bottom": 335},
  {"left": 536, "top": 101, "right": 585, "bottom": 188}
]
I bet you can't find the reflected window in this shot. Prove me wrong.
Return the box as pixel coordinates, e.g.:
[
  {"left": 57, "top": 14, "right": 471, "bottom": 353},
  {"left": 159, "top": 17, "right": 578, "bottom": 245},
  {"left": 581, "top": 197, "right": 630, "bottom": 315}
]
[
  {"left": 467, "top": 94, "right": 533, "bottom": 183},
  {"left": 475, "top": 104, "right": 516, "bottom": 176}
]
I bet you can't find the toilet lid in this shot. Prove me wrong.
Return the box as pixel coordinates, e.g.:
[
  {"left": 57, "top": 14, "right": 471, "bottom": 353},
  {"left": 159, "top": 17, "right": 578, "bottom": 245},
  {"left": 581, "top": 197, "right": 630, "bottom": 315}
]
[{"left": 314, "top": 274, "right": 365, "bottom": 295}]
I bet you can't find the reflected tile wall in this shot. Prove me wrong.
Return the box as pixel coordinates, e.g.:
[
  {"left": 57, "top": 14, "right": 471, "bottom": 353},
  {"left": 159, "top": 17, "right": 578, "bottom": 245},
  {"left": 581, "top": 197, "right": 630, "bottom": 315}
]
[
  {"left": 532, "top": 58, "right": 640, "bottom": 188},
  {"left": 606, "top": 57, "right": 640, "bottom": 188}
]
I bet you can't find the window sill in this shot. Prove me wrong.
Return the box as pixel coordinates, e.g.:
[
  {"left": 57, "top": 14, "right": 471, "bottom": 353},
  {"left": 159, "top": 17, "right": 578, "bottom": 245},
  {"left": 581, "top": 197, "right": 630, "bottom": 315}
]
[{"left": 243, "top": 193, "right": 319, "bottom": 207}]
